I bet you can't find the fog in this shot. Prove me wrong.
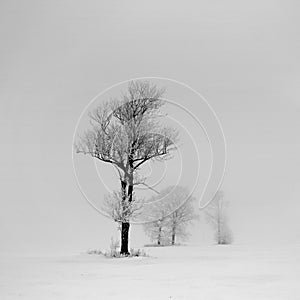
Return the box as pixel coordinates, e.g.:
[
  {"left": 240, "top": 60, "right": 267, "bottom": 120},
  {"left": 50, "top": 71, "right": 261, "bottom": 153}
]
[{"left": 0, "top": 0, "right": 299, "bottom": 255}]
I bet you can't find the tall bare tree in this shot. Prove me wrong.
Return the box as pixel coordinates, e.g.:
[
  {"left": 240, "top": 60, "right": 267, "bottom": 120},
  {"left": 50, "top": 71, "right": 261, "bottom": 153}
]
[
  {"left": 204, "top": 190, "right": 233, "bottom": 245},
  {"left": 75, "top": 81, "right": 178, "bottom": 254},
  {"left": 144, "top": 186, "right": 198, "bottom": 245}
]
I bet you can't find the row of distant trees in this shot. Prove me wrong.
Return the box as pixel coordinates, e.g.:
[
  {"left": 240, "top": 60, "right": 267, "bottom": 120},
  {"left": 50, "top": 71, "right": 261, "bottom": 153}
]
[
  {"left": 75, "top": 80, "right": 232, "bottom": 254},
  {"left": 143, "top": 186, "right": 198, "bottom": 246},
  {"left": 143, "top": 188, "right": 233, "bottom": 246}
]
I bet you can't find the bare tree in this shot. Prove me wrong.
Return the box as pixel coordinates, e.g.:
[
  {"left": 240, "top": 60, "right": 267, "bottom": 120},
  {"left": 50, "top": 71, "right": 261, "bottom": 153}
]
[
  {"left": 75, "top": 81, "right": 178, "bottom": 255},
  {"left": 144, "top": 186, "right": 198, "bottom": 246},
  {"left": 143, "top": 193, "right": 172, "bottom": 246},
  {"left": 204, "top": 190, "right": 233, "bottom": 245},
  {"left": 143, "top": 220, "right": 170, "bottom": 246},
  {"left": 166, "top": 186, "right": 198, "bottom": 245}
]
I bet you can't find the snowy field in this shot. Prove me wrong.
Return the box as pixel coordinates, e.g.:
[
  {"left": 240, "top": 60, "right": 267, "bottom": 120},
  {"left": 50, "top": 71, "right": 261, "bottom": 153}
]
[{"left": 1, "top": 244, "right": 300, "bottom": 300}]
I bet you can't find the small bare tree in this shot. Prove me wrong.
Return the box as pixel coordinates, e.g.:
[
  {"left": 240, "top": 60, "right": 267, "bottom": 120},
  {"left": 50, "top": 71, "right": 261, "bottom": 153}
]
[
  {"left": 204, "top": 190, "right": 233, "bottom": 245},
  {"left": 102, "top": 190, "right": 144, "bottom": 224},
  {"left": 75, "top": 81, "right": 178, "bottom": 255},
  {"left": 143, "top": 193, "right": 172, "bottom": 246},
  {"left": 166, "top": 186, "right": 198, "bottom": 245},
  {"left": 143, "top": 220, "right": 170, "bottom": 246},
  {"left": 144, "top": 186, "right": 198, "bottom": 245}
]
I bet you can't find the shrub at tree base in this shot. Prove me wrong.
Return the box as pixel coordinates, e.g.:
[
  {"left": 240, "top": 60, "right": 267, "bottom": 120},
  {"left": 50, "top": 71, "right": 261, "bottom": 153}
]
[{"left": 87, "top": 248, "right": 148, "bottom": 258}]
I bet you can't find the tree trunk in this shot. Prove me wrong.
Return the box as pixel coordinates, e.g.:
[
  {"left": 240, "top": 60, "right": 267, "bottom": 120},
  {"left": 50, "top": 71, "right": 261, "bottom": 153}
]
[
  {"left": 127, "top": 183, "right": 133, "bottom": 202},
  {"left": 120, "top": 180, "right": 130, "bottom": 255},
  {"left": 158, "top": 226, "right": 161, "bottom": 245},
  {"left": 120, "top": 222, "right": 130, "bottom": 255},
  {"left": 217, "top": 205, "right": 221, "bottom": 244},
  {"left": 171, "top": 227, "right": 175, "bottom": 245},
  {"left": 119, "top": 170, "right": 134, "bottom": 255}
]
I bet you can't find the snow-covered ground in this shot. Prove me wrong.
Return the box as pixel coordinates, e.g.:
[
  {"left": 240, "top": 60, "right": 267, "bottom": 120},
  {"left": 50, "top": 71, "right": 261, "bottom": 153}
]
[{"left": 1, "top": 244, "right": 299, "bottom": 300}]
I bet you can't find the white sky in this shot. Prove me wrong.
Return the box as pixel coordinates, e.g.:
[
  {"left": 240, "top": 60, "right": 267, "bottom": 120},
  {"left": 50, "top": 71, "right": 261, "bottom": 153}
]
[{"left": 0, "top": 0, "right": 299, "bottom": 255}]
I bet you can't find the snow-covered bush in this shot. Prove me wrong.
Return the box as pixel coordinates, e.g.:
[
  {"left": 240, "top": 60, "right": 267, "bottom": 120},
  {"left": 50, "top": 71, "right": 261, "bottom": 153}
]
[
  {"left": 87, "top": 237, "right": 148, "bottom": 258},
  {"left": 109, "top": 237, "right": 120, "bottom": 257},
  {"left": 129, "top": 248, "right": 148, "bottom": 257},
  {"left": 87, "top": 249, "right": 103, "bottom": 255}
]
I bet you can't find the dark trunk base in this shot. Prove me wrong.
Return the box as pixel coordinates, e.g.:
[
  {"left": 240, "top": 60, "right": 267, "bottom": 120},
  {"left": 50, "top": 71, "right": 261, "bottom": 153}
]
[
  {"left": 171, "top": 233, "right": 175, "bottom": 245},
  {"left": 120, "top": 222, "right": 130, "bottom": 255}
]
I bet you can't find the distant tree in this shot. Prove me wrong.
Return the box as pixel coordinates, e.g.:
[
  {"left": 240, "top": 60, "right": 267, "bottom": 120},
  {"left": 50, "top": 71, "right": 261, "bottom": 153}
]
[
  {"left": 166, "top": 186, "right": 199, "bottom": 245},
  {"left": 143, "top": 220, "right": 170, "bottom": 246},
  {"left": 143, "top": 193, "right": 172, "bottom": 246},
  {"left": 204, "top": 190, "right": 233, "bottom": 245},
  {"left": 144, "top": 186, "right": 198, "bottom": 245},
  {"left": 75, "top": 81, "right": 178, "bottom": 255}
]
